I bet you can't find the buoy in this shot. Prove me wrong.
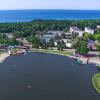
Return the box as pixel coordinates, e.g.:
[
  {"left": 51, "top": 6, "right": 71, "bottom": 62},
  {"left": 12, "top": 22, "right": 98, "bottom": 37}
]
[{"left": 27, "top": 85, "right": 32, "bottom": 89}]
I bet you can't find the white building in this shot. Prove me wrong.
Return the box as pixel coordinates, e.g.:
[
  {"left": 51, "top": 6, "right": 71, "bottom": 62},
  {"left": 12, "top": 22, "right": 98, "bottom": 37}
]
[
  {"left": 97, "top": 25, "right": 100, "bottom": 29},
  {"left": 66, "top": 43, "right": 72, "bottom": 48},
  {"left": 43, "top": 34, "right": 55, "bottom": 39},
  {"left": 70, "top": 27, "right": 84, "bottom": 37},
  {"left": 84, "top": 27, "right": 94, "bottom": 34},
  {"left": 47, "top": 31, "right": 64, "bottom": 36},
  {"left": 62, "top": 39, "right": 72, "bottom": 48},
  {"left": 5, "top": 33, "right": 13, "bottom": 39},
  {"left": 54, "top": 41, "right": 58, "bottom": 46},
  {"left": 65, "top": 32, "right": 72, "bottom": 35}
]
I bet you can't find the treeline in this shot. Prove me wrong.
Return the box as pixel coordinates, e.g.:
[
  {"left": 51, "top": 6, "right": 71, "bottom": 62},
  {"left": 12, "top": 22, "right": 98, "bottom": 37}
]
[{"left": 0, "top": 19, "right": 100, "bottom": 37}]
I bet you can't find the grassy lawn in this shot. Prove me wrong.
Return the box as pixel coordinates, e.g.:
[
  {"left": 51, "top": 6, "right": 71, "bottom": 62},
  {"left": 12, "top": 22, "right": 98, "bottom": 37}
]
[
  {"left": 92, "top": 73, "right": 100, "bottom": 94},
  {"left": 31, "top": 48, "right": 73, "bottom": 56}
]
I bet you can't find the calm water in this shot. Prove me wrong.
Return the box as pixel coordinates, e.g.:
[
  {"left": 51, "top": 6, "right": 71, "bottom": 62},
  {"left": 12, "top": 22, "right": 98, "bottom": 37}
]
[
  {"left": 0, "top": 52, "right": 100, "bottom": 100},
  {"left": 0, "top": 10, "right": 100, "bottom": 22}
]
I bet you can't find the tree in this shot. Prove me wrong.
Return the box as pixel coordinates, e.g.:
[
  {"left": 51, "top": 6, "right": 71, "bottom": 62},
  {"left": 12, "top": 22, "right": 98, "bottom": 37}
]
[
  {"left": 83, "top": 33, "right": 94, "bottom": 40},
  {"left": 75, "top": 41, "right": 88, "bottom": 55},
  {"left": 48, "top": 39, "right": 54, "bottom": 50},
  {"left": 71, "top": 32, "right": 79, "bottom": 39},
  {"left": 32, "top": 37, "right": 40, "bottom": 48},
  {"left": 40, "top": 39, "right": 47, "bottom": 49},
  {"left": 57, "top": 40, "right": 65, "bottom": 51},
  {"left": 96, "top": 45, "right": 100, "bottom": 51}
]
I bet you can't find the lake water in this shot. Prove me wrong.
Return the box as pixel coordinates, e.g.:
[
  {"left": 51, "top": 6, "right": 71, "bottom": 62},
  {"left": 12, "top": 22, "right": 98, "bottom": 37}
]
[
  {"left": 0, "top": 10, "right": 100, "bottom": 22},
  {"left": 0, "top": 52, "right": 100, "bottom": 100}
]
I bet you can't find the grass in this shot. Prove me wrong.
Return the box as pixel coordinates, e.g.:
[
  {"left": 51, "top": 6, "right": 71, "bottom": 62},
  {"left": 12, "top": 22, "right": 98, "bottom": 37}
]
[
  {"left": 31, "top": 48, "right": 73, "bottom": 56},
  {"left": 92, "top": 73, "right": 100, "bottom": 94}
]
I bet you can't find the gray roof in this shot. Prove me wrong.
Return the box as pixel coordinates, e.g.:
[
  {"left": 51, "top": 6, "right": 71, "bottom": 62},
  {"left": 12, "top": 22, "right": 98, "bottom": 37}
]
[
  {"left": 71, "top": 27, "right": 82, "bottom": 31},
  {"left": 85, "top": 27, "right": 94, "bottom": 31}
]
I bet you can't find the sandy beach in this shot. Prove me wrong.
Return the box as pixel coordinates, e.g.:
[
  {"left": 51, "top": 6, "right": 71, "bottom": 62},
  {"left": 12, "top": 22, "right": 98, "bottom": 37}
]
[{"left": 0, "top": 52, "right": 9, "bottom": 63}]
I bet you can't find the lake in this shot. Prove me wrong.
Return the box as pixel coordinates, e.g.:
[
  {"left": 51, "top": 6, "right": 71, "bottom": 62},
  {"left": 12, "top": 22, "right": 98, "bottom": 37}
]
[{"left": 0, "top": 52, "right": 100, "bottom": 100}]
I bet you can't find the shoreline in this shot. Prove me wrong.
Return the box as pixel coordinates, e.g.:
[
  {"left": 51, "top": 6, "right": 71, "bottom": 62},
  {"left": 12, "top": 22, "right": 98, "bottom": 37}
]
[
  {"left": 0, "top": 49, "right": 100, "bottom": 66},
  {"left": 0, "top": 52, "right": 9, "bottom": 63},
  {"left": 31, "top": 49, "right": 100, "bottom": 65}
]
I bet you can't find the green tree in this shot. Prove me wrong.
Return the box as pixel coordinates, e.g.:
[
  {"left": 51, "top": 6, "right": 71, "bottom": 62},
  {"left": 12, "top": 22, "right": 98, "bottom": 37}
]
[
  {"left": 96, "top": 45, "right": 100, "bottom": 51},
  {"left": 57, "top": 40, "right": 65, "bottom": 51},
  {"left": 48, "top": 39, "right": 54, "bottom": 50},
  {"left": 40, "top": 39, "right": 47, "bottom": 49},
  {"left": 32, "top": 37, "right": 40, "bottom": 48},
  {"left": 75, "top": 41, "right": 88, "bottom": 55}
]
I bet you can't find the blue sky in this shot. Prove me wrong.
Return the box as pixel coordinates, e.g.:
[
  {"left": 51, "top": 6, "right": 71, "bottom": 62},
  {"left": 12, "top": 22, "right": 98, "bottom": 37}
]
[{"left": 0, "top": 0, "right": 100, "bottom": 10}]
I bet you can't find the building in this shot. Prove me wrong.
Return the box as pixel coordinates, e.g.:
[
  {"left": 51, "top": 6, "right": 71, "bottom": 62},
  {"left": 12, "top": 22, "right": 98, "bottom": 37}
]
[
  {"left": 65, "top": 32, "right": 72, "bottom": 35},
  {"left": 47, "top": 31, "right": 64, "bottom": 36},
  {"left": 4, "top": 33, "right": 13, "bottom": 39},
  {"left": 62, "top": 39, "right": 72, "bottom": 48},
  {"left": 70, "top": 27, "right": 84, "bottom": 37},
  {"left": 66, "top": 43, "right": 72, "bottom": 48},
  {"left": 0, "top": 44, "right": 8, "bottom": 51},
  {"left": 43, "top": 30, "right": 64, "bottom": 40},
  {"left": 84, "top": 27, "right": 94, "bottom": 34},
  {"left": 43, "top": 34, "right": 55, "bottom": 39},
  {"left": 54, "top": 41, "right": 58, "bottom": 46},
  {"left": 97, "top": 25, "right": 100, "bottom": 29},
  {"left": 87, "top": 40, "right": 96, "bottom": 50}
]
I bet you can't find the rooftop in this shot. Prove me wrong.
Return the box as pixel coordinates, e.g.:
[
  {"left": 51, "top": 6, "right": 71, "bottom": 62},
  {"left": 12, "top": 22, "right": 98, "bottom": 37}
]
[{"left": 70, "top": 27, "right": 82, "bottom": 31}]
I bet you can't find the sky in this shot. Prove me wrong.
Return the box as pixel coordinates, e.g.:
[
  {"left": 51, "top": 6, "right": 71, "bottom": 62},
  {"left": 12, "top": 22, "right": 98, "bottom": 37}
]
[{"left": 0, "top": 0, "right": 100, "bottom": 10}]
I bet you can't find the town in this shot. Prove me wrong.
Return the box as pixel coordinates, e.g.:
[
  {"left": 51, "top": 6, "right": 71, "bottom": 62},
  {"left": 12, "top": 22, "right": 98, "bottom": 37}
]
[{"left": 0, "top": 23, "right": 100, "bottom": 55}]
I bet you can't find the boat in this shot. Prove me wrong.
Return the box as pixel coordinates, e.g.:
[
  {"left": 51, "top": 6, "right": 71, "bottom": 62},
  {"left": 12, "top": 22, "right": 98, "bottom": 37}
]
[{"left": 77, "top": 59, "right": 84, "bottom": 64}]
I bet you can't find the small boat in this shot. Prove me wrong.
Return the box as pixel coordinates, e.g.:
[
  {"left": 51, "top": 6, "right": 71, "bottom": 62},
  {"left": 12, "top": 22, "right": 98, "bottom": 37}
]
[{"left": 77, "top": 59, "right": 84, "bottom": 64}]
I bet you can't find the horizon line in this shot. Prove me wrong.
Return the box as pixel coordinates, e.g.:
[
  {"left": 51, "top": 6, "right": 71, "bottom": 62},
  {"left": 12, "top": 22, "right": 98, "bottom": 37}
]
[{"left": 0, "top": 9, "right": 100, "bottom": 11}]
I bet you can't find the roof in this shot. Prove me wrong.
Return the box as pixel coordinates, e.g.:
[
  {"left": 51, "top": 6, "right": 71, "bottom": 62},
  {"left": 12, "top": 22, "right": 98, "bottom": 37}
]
[
  {"left": 47, "top": 31, "right": 64, "bottom": 35},
  {"left": 88, "top": 40, "right": 95, "bottom": 44},
  {"left": 70, "top": 27, "right": 82, "bottom": 31},
  {"left": 85, "top": 27, "right": 94, "bottom": 31}
]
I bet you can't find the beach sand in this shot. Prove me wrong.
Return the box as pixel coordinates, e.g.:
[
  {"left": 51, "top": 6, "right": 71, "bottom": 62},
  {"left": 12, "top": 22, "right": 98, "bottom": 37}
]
[{"left": 0, "top": 52, "right": 9, "bottom": 63}]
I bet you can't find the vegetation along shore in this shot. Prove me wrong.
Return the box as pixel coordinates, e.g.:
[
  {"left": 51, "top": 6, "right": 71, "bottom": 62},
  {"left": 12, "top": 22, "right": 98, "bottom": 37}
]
[{"left": 92, "top": 73, "right": 100, "bottom": 94}]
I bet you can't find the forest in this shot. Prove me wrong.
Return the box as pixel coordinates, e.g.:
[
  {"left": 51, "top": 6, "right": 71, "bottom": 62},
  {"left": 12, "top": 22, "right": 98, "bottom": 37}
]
[{"left": 0, "top": 19, "right": 100, "bottom": 38}]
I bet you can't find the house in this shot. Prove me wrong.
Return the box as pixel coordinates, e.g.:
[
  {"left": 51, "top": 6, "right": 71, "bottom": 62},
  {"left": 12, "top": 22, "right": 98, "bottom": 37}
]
[
  {"left": 4, "top": 33, "right": 13, "bottom": 39},
  {"left": 47, "top": 31, "right": 64, "bottom": 36},
  {"left": 43, "top": 34, "right": 55, "bottom": 39},
  {"left": 70, "top": 27, "right": 84, "bottom": 37},
  {"left": 66, "top": 43, "right": 72, "bottom": 48},
  {"left": 62, "top": 39, "right": 72, "bottom": 48},
  {"left": 97, "top": 25, "right": 100, "bottom": 29},
  {"left": 62, "top": 39, "right": 72, "bottom": 43},
  {"left": 65, "top": 32, "right": 72, "bottom": 35},
  {"left": 84, "top": 27, "right": 94, "bottom": 34},
  {"left": 0, "top": 44, "right": 8, "bottom": 51},
  {"left": 87, "top": 40, "right": 96, "bottom": 50}
]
